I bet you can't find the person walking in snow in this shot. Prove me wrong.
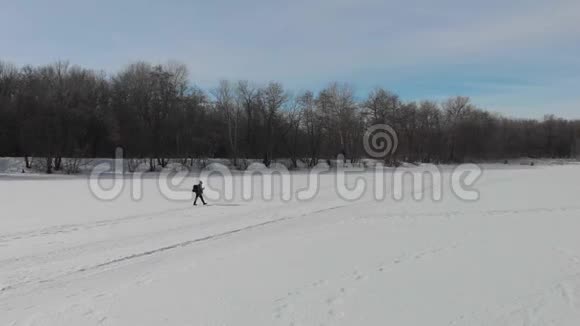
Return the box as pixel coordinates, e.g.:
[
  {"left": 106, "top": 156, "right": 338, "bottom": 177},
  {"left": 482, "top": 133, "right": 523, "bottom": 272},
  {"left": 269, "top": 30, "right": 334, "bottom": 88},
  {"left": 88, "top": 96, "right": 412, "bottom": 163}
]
[{"left": 193, "top": 180, "right": 207, "bottom": 206}]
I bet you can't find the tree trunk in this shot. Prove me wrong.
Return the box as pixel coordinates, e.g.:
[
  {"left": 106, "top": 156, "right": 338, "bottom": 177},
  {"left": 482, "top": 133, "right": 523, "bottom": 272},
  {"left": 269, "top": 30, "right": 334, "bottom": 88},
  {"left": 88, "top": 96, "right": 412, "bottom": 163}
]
[
  {"left": 24, "top": 155, "right": 31, "bottom": 169},
  {"left": 54, "top": 157, "right": 62, "bottom": 171},
  {"left": 157, "top": 157, "right": 168, "bottom": 168},
  {"left": 46, "top": 157, "right": 53, "bottom": 174}
]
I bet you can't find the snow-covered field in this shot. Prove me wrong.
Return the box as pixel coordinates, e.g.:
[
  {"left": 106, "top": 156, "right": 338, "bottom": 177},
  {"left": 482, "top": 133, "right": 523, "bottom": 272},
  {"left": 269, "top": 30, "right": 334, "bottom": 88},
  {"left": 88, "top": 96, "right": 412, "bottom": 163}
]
[{"left": 1, "top": 164, "right": 580, "bottom": 325}]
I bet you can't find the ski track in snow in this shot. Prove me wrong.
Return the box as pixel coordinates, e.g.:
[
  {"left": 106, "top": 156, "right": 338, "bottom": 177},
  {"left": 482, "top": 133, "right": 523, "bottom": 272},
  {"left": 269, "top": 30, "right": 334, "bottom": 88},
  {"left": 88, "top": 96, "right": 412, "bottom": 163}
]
[
  {"left": 0, "top": 203, "right": 351, "bottom": 296},
  {"left": 0, "top": 207, "right": 194, "bottom": 242}
]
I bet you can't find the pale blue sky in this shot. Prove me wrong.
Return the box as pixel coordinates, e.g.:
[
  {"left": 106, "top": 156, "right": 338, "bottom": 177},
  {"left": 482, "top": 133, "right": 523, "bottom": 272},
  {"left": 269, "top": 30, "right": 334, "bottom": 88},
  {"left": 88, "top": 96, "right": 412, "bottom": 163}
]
[{"left": 1, "top": 0, "right": 579, "bottom": 118}]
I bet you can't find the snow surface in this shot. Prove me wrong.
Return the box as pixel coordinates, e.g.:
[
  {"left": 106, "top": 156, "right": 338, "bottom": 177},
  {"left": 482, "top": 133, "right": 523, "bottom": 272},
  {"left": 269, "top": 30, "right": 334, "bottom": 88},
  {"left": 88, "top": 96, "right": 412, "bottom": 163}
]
[{"left": 1, "top": 164, "right": 580, "bottom": 325}]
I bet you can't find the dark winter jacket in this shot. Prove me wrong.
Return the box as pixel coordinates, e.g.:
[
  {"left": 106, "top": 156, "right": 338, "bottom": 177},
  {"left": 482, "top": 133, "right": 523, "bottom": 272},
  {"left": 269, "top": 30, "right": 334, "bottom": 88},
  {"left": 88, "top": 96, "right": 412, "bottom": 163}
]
[{"left": 193, "top": 184, "right": 204, "bottom": 194}]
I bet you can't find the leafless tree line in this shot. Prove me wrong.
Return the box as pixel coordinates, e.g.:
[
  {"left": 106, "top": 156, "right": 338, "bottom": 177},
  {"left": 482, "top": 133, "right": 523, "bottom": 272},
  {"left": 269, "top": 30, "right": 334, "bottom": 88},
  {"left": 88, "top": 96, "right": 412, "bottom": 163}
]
[{"left": 1, "top": 60, "right": 579, "bottom": 173}]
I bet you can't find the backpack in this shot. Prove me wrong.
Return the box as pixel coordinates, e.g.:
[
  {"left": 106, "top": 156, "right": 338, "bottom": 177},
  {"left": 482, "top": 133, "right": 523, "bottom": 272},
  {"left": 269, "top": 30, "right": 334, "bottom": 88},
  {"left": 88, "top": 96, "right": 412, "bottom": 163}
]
[{"left": 192, "top": 184, "right": 199, "bottom": 193}]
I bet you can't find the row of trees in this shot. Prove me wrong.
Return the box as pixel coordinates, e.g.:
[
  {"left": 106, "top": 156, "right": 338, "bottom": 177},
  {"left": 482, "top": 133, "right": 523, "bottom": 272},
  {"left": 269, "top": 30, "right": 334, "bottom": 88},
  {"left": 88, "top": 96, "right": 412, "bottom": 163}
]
[{"left": 1, "top": 60, "right": 578, "bottom": 173}]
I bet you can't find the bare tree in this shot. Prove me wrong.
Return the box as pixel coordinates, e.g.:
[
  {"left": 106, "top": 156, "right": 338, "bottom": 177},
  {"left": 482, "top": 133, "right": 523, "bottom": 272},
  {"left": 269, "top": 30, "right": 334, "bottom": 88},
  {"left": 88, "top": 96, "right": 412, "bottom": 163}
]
[
  {"left": 442, "top": 96, "right": 473, "bottom": 162},
  {"left": 279, "top": 93, "right": 303, "bottom": 168},
  {"left": 213, "top": 80, "right": 241, "bottom": 167},
  {"left": 317, "top": 83, "right": 361, "bottom": 161},
  {"left": 2, "top": 59, "right": 579, "bottom": 174},
  {"left": 299, "top": 91, "right": 323, "bottom": 167},
  {"left": 237, "top": 80, "right": 259, "bottom": 157},
  {"left": 259, "top": 82, "right": 287, "bottom": 166},
  {"left": 363, "top": 88, "right": 401, "bottom": 163},
  {"left": 416, "top": 101, "right": 443, "bottom": 162}
]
